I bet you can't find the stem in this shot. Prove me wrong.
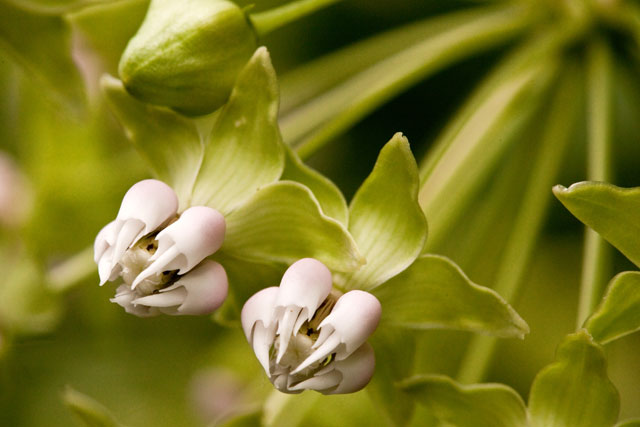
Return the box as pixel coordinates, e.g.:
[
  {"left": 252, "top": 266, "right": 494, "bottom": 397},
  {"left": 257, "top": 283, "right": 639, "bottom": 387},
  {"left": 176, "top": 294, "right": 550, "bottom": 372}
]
[
  {"left": 47, "top": 246, "right": 96, "bottom": 293},
  {"left": 249, "top": 0, "right": 342, "bottom": 38},
  {"left": 576, "top": 38, "right": 613, "bottom": 328},
  {"left": 281, "top": 4, "right": 534, "bottom": 159},
  {"left": 456, "top": 63, "right": 581, "bottom": 384}
]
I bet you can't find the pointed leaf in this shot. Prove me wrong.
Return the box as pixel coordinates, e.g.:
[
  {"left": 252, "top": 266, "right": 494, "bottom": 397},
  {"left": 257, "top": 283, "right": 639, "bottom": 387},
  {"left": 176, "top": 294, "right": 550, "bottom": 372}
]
[
  {"left": 281, "top": 144, "right": 348, "bottom": 225},
  {"left": 528, "top": 330, "right": 619, "bottom": 427},
  {"left": 341, "top": 133, "right": 427, "bottom": 291},
  {"left": 585, "top": 271, "right": 640, "bottom": 344},
  {"left": 553, "top": 182, "right": 640, "bottom": 268},
  {"left": 0, "top": 1, "right": 85, "bottom": 114},
  {"left": 222, "top": 181, "right": 363, "bottom": 273},
  {"left": 400, "top": 375, "right": 528, "bottom": 427},
  {"left": 367, "top": 327, "right": 416, "bottom": 427},
  {"left": 190, "top": 47, "right": 285, "bottom": 214},
  {"left": 63, "top": 387, "right": 123, "bottom": 427},
  {"left": 373, "top": 255, "right": 529, "bottom": 338},
  {"left": 101, "top": 75, "right": 203, "bottom": 209}
]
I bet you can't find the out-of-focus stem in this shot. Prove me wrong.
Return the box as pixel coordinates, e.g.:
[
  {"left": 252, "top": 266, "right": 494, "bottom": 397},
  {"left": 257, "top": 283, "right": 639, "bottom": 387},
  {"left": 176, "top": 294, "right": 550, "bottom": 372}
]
[
  {"left": 576, "top": 38, "right": 613, "bottom": 328},
  {"left": 456, "top": 63, "right": 581, "bottom": 384},
  {"left": 47, "top": 246, "right": 95, "bottom": 293},
  {"left": 249, "top": 0, "right": 342, "bottom": 38}
]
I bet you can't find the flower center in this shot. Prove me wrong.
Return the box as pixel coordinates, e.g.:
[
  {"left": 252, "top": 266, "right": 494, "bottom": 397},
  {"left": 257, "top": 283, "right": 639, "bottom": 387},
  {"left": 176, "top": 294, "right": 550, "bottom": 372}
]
[{"left": 119, "top": 234, "right": 179, "bottom": 295}]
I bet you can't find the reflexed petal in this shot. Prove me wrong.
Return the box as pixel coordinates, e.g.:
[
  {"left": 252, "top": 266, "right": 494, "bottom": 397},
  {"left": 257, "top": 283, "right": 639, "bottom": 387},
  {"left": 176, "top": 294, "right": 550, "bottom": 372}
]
[
  {"left": 134, "top": 288, "right": 187, "bottom": 307},
  {"left": 110, "top": 285, "right": 158, "bottom": 317},
  {"left": 293, "top": 290, "right": 380, "bottom": 373},
  {"left": 241, "top": 287, "right": 279, "bottom": 375},
  {"left": 289, "top": 370, "right": 342, "bottom": 393},
  {"left": 132, "top": 206, "right": 225, "bottom": 288},
  {"left": 170, "top": 260, "right": 228, "bottom": 315},
  {"left": 116, "top": 179, "right": 179, "bottom": 237},
  {"left": 325, "top": 343, "right": 375, "bottom": 395},
  {"left": 94, "top": 221, "right": 115, "bottom": 263}
]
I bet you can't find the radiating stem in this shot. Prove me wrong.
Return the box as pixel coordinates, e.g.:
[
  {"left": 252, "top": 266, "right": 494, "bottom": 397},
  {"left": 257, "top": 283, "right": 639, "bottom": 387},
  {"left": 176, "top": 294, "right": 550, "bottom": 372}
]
[
  {"left": 249, "top": 0, "right": 342, "bottom": 38},
  {"left": 47, "top": 246, "right": 95, "bottom": 293},
  {"left": 281, "top": 3, "right": 534, "bottom": 159},
  {"left": 456, "top": 63, "right": 581, "bottom": 384},
  {"left": 576, "top": 38, "right": 613, "bottom": 328}
]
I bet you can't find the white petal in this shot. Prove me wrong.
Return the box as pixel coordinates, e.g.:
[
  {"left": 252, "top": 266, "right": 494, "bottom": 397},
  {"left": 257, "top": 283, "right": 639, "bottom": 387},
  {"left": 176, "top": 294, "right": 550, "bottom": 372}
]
[
  {"left": 289, "top": 370, "right": 342, "bottom": 393},
  {"left": 291, "top": 290, "right": 380, "bottom": 374},
  {"left": 110, "top": 285, "right": 158, "bottom": 317},
  {"left": 116, "top": 179, "right": 178, "bottom": 238},
  {"left": 133, "top": 287, "right": 187, "bottom": 307},
  {"left": 241, "top": 287, "right": 279, "bottom": 376},
  {"left": 169, "top": 260, "right": 228, "bottom": 315},
  {"left": 324, "top": 343, "right": 375, "bottom": 395},
  {"left": 94, "top": 221, "right": 115, "bottom": 263},
  {"left": 98, "top": 246, "right": 121, "bottom": 285}
]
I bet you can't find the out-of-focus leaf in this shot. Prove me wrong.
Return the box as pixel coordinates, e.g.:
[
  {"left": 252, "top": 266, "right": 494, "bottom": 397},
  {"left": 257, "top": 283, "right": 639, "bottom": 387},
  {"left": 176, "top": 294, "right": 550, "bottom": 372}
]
[
  {"left": 585, "top": 271, "right": 640, "bottom": 344},
  {"left": 5, "top": 0, "right": 114, "bottom": 14},
  {"left": 554, "top": 182, "right": 640, "bottom": 269},
  {"left": 373, "top": 255, "right": 529, "bottom": 338},
  {"left": 101, "top": 75, "right": 202, "bottom": 210},
  {"left": 212, "top": 252, "right": 284, "bottom": 325},
  {"left": 368, "top": 327, "right": 416, "bottom": 427},
  {"left": 615, "top": 420, "right": 640, "bottom": 427},
  {"left": 63, "top": 387, "right": 123, "bottom": 427},
  {"left": 190, "top": 48, "right": 285, "bottom": 214},
  {"left": 218, "top": 410, "right": 262, "bottom": 427},
  {"left": 262, "top": 391, "right": 319, "bottom": 427},
  {"left": 223, "top": 181, "right": 364, "bottom": 273},
  {"left": 340, "top": 133, "right": 427, "bottom": 291},
  {"left": 528, "top": 330, "right": 619, "bottom": 427},
  {"left": 280, "top": 144, "right": 348, "bottom": 226},
  {"left": 400, "top": 374, "right": 529, "bottom": 427},
  {"left": 0, "top": 1, "right": 85, "bottom": 114}
]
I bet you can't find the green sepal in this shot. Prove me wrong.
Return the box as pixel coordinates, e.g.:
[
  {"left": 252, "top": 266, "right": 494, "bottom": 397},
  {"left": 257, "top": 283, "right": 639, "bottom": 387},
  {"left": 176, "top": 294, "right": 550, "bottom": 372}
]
[
  {"left": 63, "top": 387, "right": 123, "bottom": 427},
  {"left": 190, "top": 47, "right": 285, "bottom": 214},
  {"left": 373, "top": 254, "right": 529, "bottom": 338},
  {"left": 585, "top": 271, "right": 640, "bottom": 344},
  {"left": 528, "top": 330, "right": 619, "bottom": 427},
  {"left": 0, "top": 1, "right": 85, "bottom": 115},
  {"left": 400, "top": 375, "right": 529, "bottom": 427},
  {"left": 553, "top": 182, "right": 640, "bottom": 269},
  {"left": 280, "top": 144, "right": 348, "bottom": 226},
  {"left": 340, "top": 133, "right": 427, "bottom": 290},
  {"left": 223, "top": 181, "right": 364, "bottom": 273}
]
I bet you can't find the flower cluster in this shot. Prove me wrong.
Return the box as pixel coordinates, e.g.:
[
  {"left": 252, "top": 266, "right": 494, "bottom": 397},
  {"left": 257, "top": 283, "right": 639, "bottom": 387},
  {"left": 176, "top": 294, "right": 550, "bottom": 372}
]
[
  {"left": 241, "top": 258, "right": 381, "bottom": 394},
  {"left": 94, "top": 179, "right": 228, "bottom": 316}
]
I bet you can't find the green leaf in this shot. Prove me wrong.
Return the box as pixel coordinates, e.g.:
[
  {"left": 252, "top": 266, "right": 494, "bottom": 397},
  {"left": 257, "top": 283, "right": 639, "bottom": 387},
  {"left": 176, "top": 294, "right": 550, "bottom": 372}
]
[
  {"left": 400, "top": 375, "right": 529, "bottom": 427},
  {"left": 616, "top": 420, "right": 640, "bottom": 427},
  {"left": 263, "top": 391, "right": 320, "bottom": 427},
  {"left": 0, "top": 1, "right": 85, "bottom": 114},
  {"left": 101, "top": 75, "right": 203, "bottom": 210},
  {"left": 553, "top": 182, "right": 640, "bottom": 269},
  {"left": 5, "top": 0, "right": 113, "bottom": 14},
  {"left": 340, "top": 133, "right": 427, "bottom": 291},
  {"left": 368, "top": 327, "right": 416, "bottom": 427},
  {"left": 585, "top": 271, "right": 640, "bottom": 344},
  {"left": 222, "top": 181, "right": 364, "bottom": 273},
  {"left": 373, "top": 255, "right": 529, "bottom": 338},
  {"left": 63, "top": 387, "right": 123, "bottom": 427},
  {"left": 280, "top": 144, "right": 348, "bottom": 225},
  {"left": 528, "top": 330, "right": 619, "bottom": 427},
  {"left": 190, "top": 47, "right": 285, "bottom": 214}
]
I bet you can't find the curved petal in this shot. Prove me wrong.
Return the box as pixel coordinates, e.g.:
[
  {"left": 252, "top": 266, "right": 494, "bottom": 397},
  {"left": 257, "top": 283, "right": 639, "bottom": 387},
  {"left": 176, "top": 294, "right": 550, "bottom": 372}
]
[
  {"left": 241, "top": 287, "right": 279, "bottom": 375},
  {"left": 94, "top": 221, "right": 115, "bottom": 263},
  {"left": 325, "top": 342, "right": 375, "bottom": 394},
  {"left": 171, "top": 260, "right": 228, "bottom": 315},
  {"left": 132, "top": 206, "right": 225, "bottom": 288},
  {"left": 293, "top": 290, "right": 380, "bottom": 373},
  {"left": 110, "top": 285, "right": 158, "bottom": 318},
  {"left": 116, "top": 179, "right": 179, "bottom": 236}
]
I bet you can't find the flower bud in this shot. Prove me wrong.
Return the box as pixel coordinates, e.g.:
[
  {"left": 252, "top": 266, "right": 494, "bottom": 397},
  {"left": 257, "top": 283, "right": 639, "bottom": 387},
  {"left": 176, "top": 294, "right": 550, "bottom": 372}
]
[{"left": 118, "top": 0, "right": 258, "bottom": 115}]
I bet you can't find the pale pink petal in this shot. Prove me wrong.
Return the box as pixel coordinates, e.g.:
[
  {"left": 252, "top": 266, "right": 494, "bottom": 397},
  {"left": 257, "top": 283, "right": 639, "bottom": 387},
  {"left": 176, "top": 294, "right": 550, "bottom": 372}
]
[{"left": 324, "top": 343, "right": 375, "bottom": 395}]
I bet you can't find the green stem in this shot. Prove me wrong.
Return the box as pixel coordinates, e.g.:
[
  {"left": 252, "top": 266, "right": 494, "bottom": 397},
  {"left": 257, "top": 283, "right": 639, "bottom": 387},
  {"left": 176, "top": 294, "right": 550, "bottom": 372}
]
[
  {"left": 456, "top": 63, "right": 581, "bottom": 384},
  {"left": 281, "top": 3, "right": 534, "bottom": 159},
  {"left": 46, "top": 246, "right": 96, "bottom": 293},
  {"left": 249, "top": 0, "right": 342, "bottom": 38},
  {"left": 576, "top": 38, "right": 613, "bottom": 328}
]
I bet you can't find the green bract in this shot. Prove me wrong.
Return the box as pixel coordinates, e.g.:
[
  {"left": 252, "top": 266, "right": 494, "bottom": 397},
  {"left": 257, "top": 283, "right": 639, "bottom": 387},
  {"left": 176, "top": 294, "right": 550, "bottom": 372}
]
[{"left": 118, "top": 0, "right": 257, "bottom": 115}]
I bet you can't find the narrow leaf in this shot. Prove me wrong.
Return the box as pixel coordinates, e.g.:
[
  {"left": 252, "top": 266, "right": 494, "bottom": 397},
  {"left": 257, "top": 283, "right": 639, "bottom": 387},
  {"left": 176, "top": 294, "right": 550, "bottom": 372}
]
[
  {"left": 528, "top": 330, "right": 619, "bottom": 427},
  {"left": 101, "top": 75, "right": 203, "bottom": 210},
  {"left": 373, "top": 255, "right": 529, "bottom": 338},
  {"left": 63, "top": 387, "right": 123, "bottom": 427},
  {"left": 0, "top": 1, "right": 85, "bottom": 114},
  {"left": 222, "top": 181, "right": 364, "bottom": 273},
  {"left": 341, "top": 133, "right": 427, "bottom": 291},
  {"left": 280, "top": 144, "right": 348, "bottom": 225},
  {"left": 400, "top": 375, "right": 529, "bottom": 427},
  {"left": 190, "top": 47, "right": 285, "bottom": 214},
  {"left": 585, "top": 271, "right": 640, "bottom": 344},
  {"left": 554, "top": 182, "right": 640, "bottom": 269}
]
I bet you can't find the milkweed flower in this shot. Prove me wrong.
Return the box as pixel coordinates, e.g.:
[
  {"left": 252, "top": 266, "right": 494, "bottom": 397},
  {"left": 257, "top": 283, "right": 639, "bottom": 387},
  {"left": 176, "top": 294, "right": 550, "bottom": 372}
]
[
  {"left": 241, "top": 258, "right": 380, "bottom": 394},
  {"left": 94, "top": 179, "right": 228, "bottom": 317}
]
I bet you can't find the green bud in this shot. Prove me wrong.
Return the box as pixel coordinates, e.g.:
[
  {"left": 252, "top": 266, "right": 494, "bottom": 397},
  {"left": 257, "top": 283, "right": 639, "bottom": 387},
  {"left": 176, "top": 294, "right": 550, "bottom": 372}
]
[{"left": 118, "top": 0, "right": 258, "bottom": 116}]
